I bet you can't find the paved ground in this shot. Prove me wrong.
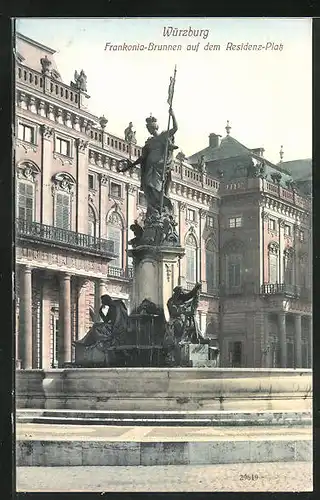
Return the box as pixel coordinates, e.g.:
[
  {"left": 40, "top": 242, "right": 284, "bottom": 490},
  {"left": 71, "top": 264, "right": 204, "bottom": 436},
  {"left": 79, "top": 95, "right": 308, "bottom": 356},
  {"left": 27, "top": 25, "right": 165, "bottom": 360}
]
[
  {"left": 16, "top": 462, "right": 313, "bottom": 492},
  {"left": 16, "top": 423, "right": 312, "bottom": 441}
]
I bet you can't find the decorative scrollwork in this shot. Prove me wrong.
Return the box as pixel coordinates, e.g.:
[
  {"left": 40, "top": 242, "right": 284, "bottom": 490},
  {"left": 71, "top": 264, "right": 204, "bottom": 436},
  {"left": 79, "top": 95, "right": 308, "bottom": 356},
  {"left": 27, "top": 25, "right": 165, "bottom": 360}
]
[{"left": 51, "top": 172, "right": 76, "bottom": 194}]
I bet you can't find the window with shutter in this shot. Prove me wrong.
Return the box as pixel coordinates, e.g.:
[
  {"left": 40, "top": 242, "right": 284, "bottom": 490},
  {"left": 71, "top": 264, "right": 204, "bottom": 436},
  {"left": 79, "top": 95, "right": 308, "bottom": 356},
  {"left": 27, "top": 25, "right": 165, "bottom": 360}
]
[
  {"left": 107, "top": 226, "right": 122, "bottom": 267},
  {"left": 88, "top": 206, "right": 96, "bottom": 237},
  {"left": 268, "top": 243, "right": 279, "bottom": 283},
  {"left": 17, "top": 181, "right": 34, "bottom": 223},
  {"left": 55, "top": 192, "right": 71, "bottom": 229},
  {"left": 185, "top": 234, "right": 197, "bottom": 283}
]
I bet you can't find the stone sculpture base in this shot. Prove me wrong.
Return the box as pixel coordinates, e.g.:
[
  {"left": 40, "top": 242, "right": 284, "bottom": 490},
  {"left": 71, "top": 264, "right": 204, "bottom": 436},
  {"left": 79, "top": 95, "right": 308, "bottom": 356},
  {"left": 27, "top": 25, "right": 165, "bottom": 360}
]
[{"left": 129, "top": 244, "right": 185, "bottom": 322}]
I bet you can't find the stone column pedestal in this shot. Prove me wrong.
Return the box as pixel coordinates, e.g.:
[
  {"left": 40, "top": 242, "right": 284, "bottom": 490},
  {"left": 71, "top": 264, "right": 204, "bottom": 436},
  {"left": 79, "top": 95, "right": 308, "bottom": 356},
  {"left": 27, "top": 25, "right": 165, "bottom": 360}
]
[{"left": 129, "top": 244, "right": 185, "bottom": 321}]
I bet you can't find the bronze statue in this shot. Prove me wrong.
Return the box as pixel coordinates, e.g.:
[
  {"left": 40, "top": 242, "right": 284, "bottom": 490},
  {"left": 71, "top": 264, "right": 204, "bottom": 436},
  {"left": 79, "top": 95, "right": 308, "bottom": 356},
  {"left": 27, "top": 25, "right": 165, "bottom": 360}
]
[
  {"left": 128, "top": 220, "right": 144, "bottom": 247},
  {"left": 75, "top": 294, "right": 128, "bottom": 349},
  {"left": 166, "top": 282, "right": 208, "bottom": 345},
  {"left": 117, "top": 108, "right": 178, "bottom": 216}
]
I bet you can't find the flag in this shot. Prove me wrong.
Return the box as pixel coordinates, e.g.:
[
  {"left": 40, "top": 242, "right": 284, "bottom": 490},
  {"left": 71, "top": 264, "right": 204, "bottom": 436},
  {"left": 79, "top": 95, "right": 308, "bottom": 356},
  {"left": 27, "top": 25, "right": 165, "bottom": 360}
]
[{"left": 167, "top": 67, "right": 176, "bottom": 106}]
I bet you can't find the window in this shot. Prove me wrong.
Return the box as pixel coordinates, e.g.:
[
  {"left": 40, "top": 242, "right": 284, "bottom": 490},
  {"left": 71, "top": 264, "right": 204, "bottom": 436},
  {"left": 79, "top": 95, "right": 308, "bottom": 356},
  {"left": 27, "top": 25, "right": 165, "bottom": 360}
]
[
  {"left": 284, "top": 224, "right": 291, "bottom": 237},
  {"left": 268, "top": 242, "right": 279, "bottom": 284},
  {"left": 107, "top": 212, "right": 123, "bottom": 268},
  {"left": 138, "top": 191, "right": 147, "bottom": 207},
  {"left": 187, "top": 208, "right": 196, "bottom": 221},
  {"left": 18, "top": 123, "right": 35, "bottom": 143},
  {"left": 55, "top": 192, "right": 71, "bottom": 230},
  {"left": 269, "top": 218, "right": 276, "bottom": 231},
  {"left": 17, "top": 181, "right": 34, "bottom": 223},
  {"left": 88, "top": 205, "right": 96, "bottom": 237},
  {"left": 185, "top": 234, "right": 197, "bottom": 283},
  {"left": 206, "top": 239, "right": 218, "bottom": 292},
  {"left": 299, "top": 230, "right": 305, "bottom": 242},
  {"left": 88, "top": 174, "right": 95, "bottom": 190},
  {"left": 228, "top": 216, "right": 242, "bottom": 228},
  {"left": 283, "top": 249, "right": 294, "bottom": 285},
  {"left": 55, "top": 137, "right": 70, "bottom": 156},
  {"left": 227, "top": 254, "right": 241, "bottom": 287},
  {"left": 110, "top": 182, "right": 122, "bottom": 198},
  {"left": 206, "top": 215, "right": 214, "bottom": 228}
]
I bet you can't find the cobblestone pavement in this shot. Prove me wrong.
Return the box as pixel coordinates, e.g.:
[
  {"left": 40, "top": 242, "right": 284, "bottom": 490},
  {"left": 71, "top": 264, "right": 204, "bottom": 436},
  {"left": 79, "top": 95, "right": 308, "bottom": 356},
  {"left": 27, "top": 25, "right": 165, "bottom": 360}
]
[{"left": 16, "top": 462, "right": 313, "bottom": 492}]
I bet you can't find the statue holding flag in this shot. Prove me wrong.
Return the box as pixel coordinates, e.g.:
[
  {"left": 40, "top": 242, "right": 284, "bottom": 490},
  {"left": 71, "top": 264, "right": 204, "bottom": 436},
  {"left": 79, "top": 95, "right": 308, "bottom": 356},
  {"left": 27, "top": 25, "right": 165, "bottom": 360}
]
[{"left": 117, "top": 66, "right": 178, "bottom": 218}]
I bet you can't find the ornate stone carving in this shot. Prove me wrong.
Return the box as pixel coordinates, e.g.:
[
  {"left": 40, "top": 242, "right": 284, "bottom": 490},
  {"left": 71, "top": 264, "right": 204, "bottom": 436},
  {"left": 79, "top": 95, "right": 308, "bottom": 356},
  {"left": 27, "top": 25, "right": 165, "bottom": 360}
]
[
  {"left": 100, "top": 174, "right": 109, "bottom": 186},
  {"left": 268, "top": 241, "right": 279, "bottom": 254},
  {"left": 165, "top": 263, "right": 172, "bottom": 282},
  {"left": 199, "top": 209, "right": 207, "bottom": 219},
  {"left": 126, "top": 184, "right": 137, "bottom": 195},
  {"left": 40, "top": 125, "right": 54, "bottom": 139},
  {"left": 279, "top": 219, "right": 286, "bottom": 228},
  {"left": 76, "top": 138, "right": 89, "bottom": 152},
  {"left": 16, "top": 161, "right": 40, "bottom": 182},
  {"left": 40, "top": 55, "right": 51, "bottom": 75},
  {"left": 71, "top": 69, "right": 88, "bottom": 92},
  {"left": 179, "top": 202, "right": 186, "bottom": 212},
  {"left": 51, "top": 172, "right": 75, "bottom": 194},
  {"left": 108, "top": 210, "right": 123, "bottom": 227},
  {"left": 28, "top": 96, "right": 37, "bottom": 112}
]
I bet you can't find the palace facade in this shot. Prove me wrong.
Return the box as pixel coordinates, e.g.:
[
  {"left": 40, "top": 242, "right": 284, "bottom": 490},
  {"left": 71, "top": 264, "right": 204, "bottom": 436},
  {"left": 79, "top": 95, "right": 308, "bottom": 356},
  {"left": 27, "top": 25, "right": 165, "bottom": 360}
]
[{"left": 15, "top": 32, "right": 312, "bottom": 369}]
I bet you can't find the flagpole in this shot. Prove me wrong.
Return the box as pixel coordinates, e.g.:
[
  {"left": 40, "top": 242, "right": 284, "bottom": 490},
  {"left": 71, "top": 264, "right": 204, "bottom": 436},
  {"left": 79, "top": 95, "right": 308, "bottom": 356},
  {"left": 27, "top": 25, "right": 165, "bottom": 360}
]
[{"left": 159, "top": 65, "right": 177, "bottom": 215}]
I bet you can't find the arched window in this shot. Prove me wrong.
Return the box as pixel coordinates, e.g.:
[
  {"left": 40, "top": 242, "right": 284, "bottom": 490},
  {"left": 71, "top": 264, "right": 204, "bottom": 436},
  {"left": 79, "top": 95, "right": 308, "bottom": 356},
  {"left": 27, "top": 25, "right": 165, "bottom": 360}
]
[
  {"left": 283, "top": 248, "right": 294, "bottom": 285},
  {"left": 205, "top": 238, "right": 218, "bottom": 293},
  {"left": 185, "top": 233, "right": 197, "bottom": 283},
  {"left": 16, "top": 161, "right": 40, "bottom": 224},
  {"left": 88, "top": 205, "right": 97, "bottom": 238},
  {"left": 17, "top": 181, "right": 34, "bottom": 223},
  {"left": 107, "top": 211, "right": 123, "bottom": 268},
  {"left": 52, "top": 172, "right": 75, "bottom": 231},
  {"left": 268, "top": 242, "right": 279, "bottom": 283},
  {"left": 55, "top": 193, "right": 71, "bottom": 229}
]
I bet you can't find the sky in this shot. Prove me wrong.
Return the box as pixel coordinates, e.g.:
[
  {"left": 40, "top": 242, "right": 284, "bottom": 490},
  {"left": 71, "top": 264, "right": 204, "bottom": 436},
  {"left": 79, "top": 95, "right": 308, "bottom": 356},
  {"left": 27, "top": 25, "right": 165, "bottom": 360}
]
[{"left": 15, "top": 18, "right": 312, "bottom": 164}]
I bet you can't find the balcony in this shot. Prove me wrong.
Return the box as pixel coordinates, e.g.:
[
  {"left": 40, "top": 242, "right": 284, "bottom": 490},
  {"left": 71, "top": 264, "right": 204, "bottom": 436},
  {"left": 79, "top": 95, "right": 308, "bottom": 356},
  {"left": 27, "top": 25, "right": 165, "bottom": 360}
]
[
  {"left": 260, "top": 283, "right": 311, "bottom": 300},
  {"left": 16, "top": 218, "right": 117, "bottom": 259},
  {"left": 107, "top": 266, "right": 134, "bottom": 280}
]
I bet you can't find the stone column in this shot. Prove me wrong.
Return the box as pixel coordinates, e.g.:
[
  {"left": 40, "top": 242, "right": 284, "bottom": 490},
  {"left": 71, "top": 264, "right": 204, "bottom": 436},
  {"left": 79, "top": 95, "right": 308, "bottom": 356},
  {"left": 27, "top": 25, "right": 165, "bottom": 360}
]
[
  {"left": 59, "top": 273, "right": 71, "bottom": 366},
  {"left": 20, "top": 266, "right": 33, "bottom": 369},
  {"left": 94, "top": 279, "right": 105, "bottom": 321},
  {"left": 294, "top": 314, "right": 302, "bottom": 368},
  {"left": 278, "top": 311, "right": 287, "bottom": 368}
]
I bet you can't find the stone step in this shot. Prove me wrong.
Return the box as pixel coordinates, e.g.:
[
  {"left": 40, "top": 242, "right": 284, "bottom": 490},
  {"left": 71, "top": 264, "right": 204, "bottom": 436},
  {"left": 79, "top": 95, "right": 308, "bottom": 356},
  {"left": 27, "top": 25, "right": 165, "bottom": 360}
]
[
  {"left": 16, "top": 409, "right": 312, "bottom": 427},
  {"left": 16, "top": 423, "right": 312, "bottom": 466}
]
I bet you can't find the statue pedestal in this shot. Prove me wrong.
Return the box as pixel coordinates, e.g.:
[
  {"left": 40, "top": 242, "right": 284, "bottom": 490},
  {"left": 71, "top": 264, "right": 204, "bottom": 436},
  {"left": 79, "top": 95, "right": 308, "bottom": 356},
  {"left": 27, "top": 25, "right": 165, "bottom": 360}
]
[{"left": 129, "top": 244, "right": 185, "bottom": 321}]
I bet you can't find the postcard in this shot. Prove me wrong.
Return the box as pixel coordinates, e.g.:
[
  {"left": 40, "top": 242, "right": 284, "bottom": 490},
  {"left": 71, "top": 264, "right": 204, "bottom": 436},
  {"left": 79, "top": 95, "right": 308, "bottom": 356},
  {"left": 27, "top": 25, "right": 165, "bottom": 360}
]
[{"left": 14, "top": 17, "right": 312, "bottom": 493}]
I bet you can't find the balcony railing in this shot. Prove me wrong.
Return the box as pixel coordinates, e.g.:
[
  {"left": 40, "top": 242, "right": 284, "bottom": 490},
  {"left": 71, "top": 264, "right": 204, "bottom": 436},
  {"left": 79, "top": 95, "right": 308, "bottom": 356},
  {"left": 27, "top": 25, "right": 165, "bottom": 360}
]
[
  {"left": 107, "top": 266, "right": 134, "bottom": 280},
  {"left": 260, "top": 283, "right": 311, "bottom": 299},
  {"left": 16, "top": 218, "right": 116, "bottom": 258}
]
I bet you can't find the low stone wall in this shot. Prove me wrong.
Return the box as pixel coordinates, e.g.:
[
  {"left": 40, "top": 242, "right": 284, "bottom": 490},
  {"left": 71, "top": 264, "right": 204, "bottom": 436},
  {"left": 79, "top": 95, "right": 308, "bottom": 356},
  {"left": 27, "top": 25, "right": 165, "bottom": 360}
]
[{"left": 16, "top": 368, "right": 312, "bottom": 412}]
